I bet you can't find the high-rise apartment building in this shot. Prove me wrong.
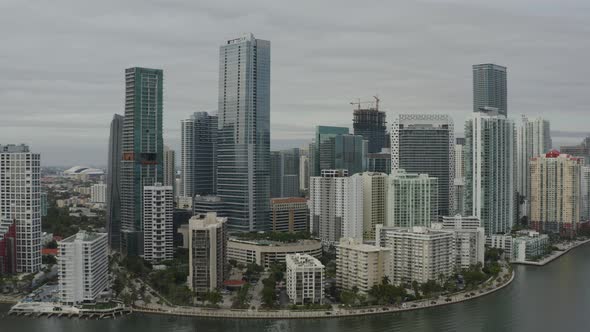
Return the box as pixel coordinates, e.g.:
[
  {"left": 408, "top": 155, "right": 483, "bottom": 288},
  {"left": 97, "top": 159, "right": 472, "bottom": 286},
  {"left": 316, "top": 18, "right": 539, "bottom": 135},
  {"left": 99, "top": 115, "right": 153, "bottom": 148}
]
[
  {"left": 188, "top": 213, "right": 227, "bottom": 297},
  {"left": 143, "top": 184, "right": 173, "bottom": 263},
  {"left": 270, "top": 197, "right": 309, "bottom": 233},
  {"left": 286, "top": 253, "right": 324, "bottom": 305},
  {"left": 355, "top": 172, "right": 388, "bottom": 240},
  {"left": 454, "top": 138, "right": 466, "bottom": 216},
  {"left": 0, "top": 219, "right": 17, "bottom": 274},
  {"left": 217, "top": 33, "right": 271, "bottom": 232},
  {"left": 58, "top": 232, "right": 108, "bottom": 305},
  {"left": 473, "top": 63, "right": 507, "bottom": 116},
  {"left": 90, "top": 182, "right": 106, "bottom": 204},
  {"left": 582, "top": 166, "right": 590, "bottom": 222},
  {"left": 391, "top": 114, "right": 454, "bottom": 217},
  {"left": 309, "top": 170, "right": 363, "bottom": 244},
  {"left": 530, "top": 151, "right": 582, "bottom": 237},
  {"left": 464, "top": 111, "right": 515, "bottom": 235},
  {"left": 387, "top": 169, "right": 438, "bottom": 228},
  {"left": 435, "top": 216, "right": 485, "bottom": 269},
  {"left": 180, "top": 112, "right": 218, "bottom": 198},
  {"left": 120, "top": 67, "right": 164, "bottom": 256},
  {"left": 336, "top": 237, "right": 392, "bottom": 293},
  {"left": 352, "top": 100, "right": 386, "bottom": 153},
  {"left": 310, "top": 126, "right": 349, "bottom": 176},
  {"left": 163, "top": 145, "right": 176, "bottom": 196},
  {"left": 107, "top": 114, "right": 124, "bottom": 250},
  {"left": 376, "top": 226, "right": 455, "bottom": 285},
  {"left": 299, "top": 154, "right": 309, "bottom": 192},
  {"left": 516, "top": 116, "right": 552, "bottom": 215},
  {"left": 0, "top": 144, "right": 41, "bottom": 273},
  {"left": 270, "top": 148, "right": 300, "bottom": 198}
]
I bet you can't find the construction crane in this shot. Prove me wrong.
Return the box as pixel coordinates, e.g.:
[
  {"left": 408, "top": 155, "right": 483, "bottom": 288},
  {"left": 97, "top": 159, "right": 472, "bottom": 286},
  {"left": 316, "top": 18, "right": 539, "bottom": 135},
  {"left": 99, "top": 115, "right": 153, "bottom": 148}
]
[{"left": 350, "top": 95, "right": 380, "bottom": 111}]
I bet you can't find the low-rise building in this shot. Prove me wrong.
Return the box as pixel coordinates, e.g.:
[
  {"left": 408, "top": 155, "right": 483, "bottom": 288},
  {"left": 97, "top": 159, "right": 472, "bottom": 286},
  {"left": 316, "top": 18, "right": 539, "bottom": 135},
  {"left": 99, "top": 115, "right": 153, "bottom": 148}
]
[
  {"left": 487, "top": 234, "right": 513, "bottom": 259},
  {"left": 512, "top": 230, "right": 550, "bottom": 263},
  {"left": 58, "top": 232, "right": 108, "bottom": 305},
  {"left": 286, "top": 253, "right": 324, "bottom": 305},
  {"left": 270, "top": 197, "right": 309, "bottom": 233},
  {"left": 433, "top": 215, "right": 485, "bottom": 269},
  {"left": 376, "top": 226, "right": 455, "bottom": 285},
  {"left": 227, "top": 238, "right": 322, "bottom": 269},
  {"left": 336, "top": 237, "right": 392, "bottom": 293}
]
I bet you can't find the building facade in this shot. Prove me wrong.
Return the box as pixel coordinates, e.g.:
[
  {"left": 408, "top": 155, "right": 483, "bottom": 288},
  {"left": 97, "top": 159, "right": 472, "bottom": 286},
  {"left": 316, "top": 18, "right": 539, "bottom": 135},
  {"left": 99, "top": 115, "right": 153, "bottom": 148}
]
[
  {"left": 387, "top": 169, "right": 438, "bottom": 228},
  {"left": 270, "top": 197, "right": 309, "bottom": 233},
  {"left": 90, "top": 182, "right": 106, "bottom": 204},
  {"left": 367, "top": 151, "right": 391, "bottom": 174},
  {"left": 352, "top": 102, "right": 386, "bottom": 153},
  {"left": 143, "top": 184, "right": 174, "bottom": 263},
  {"left": 0, "top": 144, "right": 41, "bottom": 273},
  {"left": 435, "top": 215, "right": 485, "bottom": 269},
  {"left": 336, "top": 237, "right": 392, "bottom": 293},
  {"left": 582, "top": 166, "right": 590, "bottom": 222},
  {"left": 0, "top": 219, "right": 17, "bottom": 274},
  {"left": 391, "top": 114, "right": 454, "bottom": 217},
  {"left": 217, "top": 33, "right": 271, "bottom": 232},
  {"left": 355, "top": 172, "right": 388, "bottom": 240},
  {"left": 560, "top": 136, "right": 590, "bottom": 165},
  {"left": 285, "top": 253, "right": 324, "bottom": 305},
  {"left": 120, "top": 67, "right": 164, "bottom": 256},
  {"left": 227, "top": 238, "right": 322, "bottom": 268},
  {"left": 473, "top": 63, "right": 507, "bottom": 116},
  {"left": 310, "top": 126, "right": 349, "bottom": 176},
  {"left": 106, "top": 114, "right": 124, "bottom": 249},
  {"left": 58, "top": 232, "right": 108, "bottom": 304},
  {"left": 270, "top": 148, "right": 300, "bottom": 198},
  {"left": 163, "top": 145, "right": 176, "bottom": 197},
  {"left": 512, "top": 231, "right": 550, "bottom": 262}
]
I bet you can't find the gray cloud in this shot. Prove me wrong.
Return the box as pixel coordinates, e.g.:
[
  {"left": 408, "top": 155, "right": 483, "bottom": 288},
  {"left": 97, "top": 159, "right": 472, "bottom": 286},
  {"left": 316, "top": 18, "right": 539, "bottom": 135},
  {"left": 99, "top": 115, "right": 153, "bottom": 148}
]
[{"left": 0, "top": 0, "right": 589, "bottom": 166}]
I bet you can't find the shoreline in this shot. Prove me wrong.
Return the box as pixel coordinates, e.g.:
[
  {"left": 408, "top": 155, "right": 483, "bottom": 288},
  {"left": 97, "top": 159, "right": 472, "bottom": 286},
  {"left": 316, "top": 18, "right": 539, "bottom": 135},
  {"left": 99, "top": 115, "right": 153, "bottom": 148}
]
[{"left": 512, "top": 238, "right": 590, "bottom": 266}]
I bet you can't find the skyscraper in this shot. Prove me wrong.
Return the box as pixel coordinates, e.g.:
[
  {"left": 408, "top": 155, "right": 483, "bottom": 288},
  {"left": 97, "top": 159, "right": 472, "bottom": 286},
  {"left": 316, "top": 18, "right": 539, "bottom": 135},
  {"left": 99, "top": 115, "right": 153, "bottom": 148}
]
[
  {"left": 143, "top": 183, "right": 174, "bottom": 262},
  {"left": 180, "top": 112, "right": 218, "bottom": 198},
  {"left": 217, "top": 33, "right": 271, "bottom": 232},
  {"left": 387, "top": 170, "right": 438, "bottom": 228},
  {"left": 464, "top": 112, "right": 515, "bottom": 235},
  {"left": 391, "top": 114, "right": 454, "bottom": 218},
  {"left": 310, "top": 126, "right": 349, "bottom": 176},
  {"left": 163, "top": 145, "right": 176, "bottom": 197},
  {"left": 352, "top": 98, "right": 386, "bottom": 153},
  {"left": 120, "top": 67, "right": 164, "bottom": 256},
  {"left": 270, "top": 148, "right": 300, "bottom": 198},
  {"left": 107, "top": 114, "right": 124, "bottom": 250},
  {"left": 356, "top": 172, "right": 388, "bottom": 240},
  {"left": 0, "top": 144, "right": 41, "bottom": 273},
  {"left": 473, "top": 63, "right": 507, "bottom": 116},
  {"left": 560, "top": 136, "right": 590, "bottom": 165}
]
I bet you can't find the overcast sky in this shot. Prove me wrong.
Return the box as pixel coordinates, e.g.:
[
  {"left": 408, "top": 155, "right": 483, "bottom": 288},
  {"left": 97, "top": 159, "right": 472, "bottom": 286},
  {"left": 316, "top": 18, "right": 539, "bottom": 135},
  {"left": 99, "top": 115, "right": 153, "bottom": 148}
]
[{"left": 1, "top": 0, "right": 589, "bottom": 166}]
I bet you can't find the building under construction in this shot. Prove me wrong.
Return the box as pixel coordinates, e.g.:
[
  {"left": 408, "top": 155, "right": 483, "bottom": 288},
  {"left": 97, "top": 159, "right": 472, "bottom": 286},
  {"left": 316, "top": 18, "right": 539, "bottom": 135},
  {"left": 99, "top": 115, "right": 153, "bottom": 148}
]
[{"left": 352, "top": 96, "right": 387, "bottom": 153}]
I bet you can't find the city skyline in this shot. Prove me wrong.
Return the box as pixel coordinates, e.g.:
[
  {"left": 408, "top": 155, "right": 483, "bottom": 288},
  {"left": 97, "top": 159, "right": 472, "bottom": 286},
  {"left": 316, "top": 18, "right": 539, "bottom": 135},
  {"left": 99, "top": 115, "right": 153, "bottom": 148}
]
[{"left": 1, "top": 1, "right": 590, "bottom": 166}]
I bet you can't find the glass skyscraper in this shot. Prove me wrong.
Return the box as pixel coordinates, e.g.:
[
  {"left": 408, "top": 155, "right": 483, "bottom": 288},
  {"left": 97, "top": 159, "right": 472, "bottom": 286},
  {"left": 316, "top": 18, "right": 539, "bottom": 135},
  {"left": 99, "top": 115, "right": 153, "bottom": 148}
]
[
  {"left": 217, "top": 33, "right": 271, "bottom": 232},
  {"left": 310, "top": 126, "right": 349, "bottom": 176},
  {"left": 120, "top": 67, "right": 164, "bottom": 255},
  {"left": 473, "top": 63, "right": 507, "bottom": 116},
  {"left": 270, "top": 148, "right": 300, "bottom": 198},
  {"left": 181, "top": 112, "right": 218, "bottom": 198},
  {"left": 107, "top": 113, "right": 124, "bottom": 250}
]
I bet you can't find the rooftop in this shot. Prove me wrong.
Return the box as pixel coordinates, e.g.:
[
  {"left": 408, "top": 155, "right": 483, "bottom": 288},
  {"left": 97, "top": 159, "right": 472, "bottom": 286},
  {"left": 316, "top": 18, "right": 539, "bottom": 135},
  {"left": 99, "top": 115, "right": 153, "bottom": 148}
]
[
  {"left": 286, "top": 253, "right": 324, "bottom": 268},
  {"left": 61, "top": 231, "right": 106, "bottom": 243}
]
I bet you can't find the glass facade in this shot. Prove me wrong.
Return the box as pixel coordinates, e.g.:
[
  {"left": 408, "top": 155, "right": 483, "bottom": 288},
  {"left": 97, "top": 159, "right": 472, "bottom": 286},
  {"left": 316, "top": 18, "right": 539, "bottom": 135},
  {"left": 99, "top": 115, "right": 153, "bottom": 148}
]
[
  {"left": 107, "top": 113, "right": 123, "bottom": 250},
  {"left": 473, "top": 63, "right": 507, "bottom": 116},
  {"left": 270, "top": 148, "right": 300, "bottom": 198},
  {"left": 181, "top": 112, "right": 217, "bottom": 197}
]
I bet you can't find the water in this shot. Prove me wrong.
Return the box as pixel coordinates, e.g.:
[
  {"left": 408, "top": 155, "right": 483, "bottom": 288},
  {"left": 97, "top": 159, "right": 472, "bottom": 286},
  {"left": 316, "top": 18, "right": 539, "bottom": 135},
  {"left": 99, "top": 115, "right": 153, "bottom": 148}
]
[{"left": 2, "top": 243, "right": 590, "bottom": 332}]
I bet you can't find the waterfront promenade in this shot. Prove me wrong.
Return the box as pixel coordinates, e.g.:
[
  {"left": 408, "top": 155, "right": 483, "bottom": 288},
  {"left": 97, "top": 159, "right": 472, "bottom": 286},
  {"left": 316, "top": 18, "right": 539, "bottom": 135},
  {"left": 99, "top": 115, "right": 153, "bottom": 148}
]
[{"left": 513, "top": 238, "right": 590, "bottom": 266}]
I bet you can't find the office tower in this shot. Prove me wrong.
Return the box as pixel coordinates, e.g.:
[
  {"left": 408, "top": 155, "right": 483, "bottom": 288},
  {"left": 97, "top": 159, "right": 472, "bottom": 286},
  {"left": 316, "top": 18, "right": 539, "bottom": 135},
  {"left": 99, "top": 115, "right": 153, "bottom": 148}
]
[
  {"left": 270, "top": 197, "right": 309, "bottom": 233},
  {"left": 270, "top": 148, "right": 300, "bottom": 198},
  {"left": 352, "top": 98, "right": 386, "bottom": 153},
  {"left": 0, "top": 219, "right": 16, "bottom": 274},
  {"left": 181, "top": 112, "right": 218, "bottom": 198},
  {"left": 0, "top": 144, "right": 41, "bottom": 273},
  {"left": 473, "top": 63, "right": 507, "bottom": 116},
  {"left": 310, "top": 126, "right": 349, "bottom": 176},
  {"left": 217, "top": 33, "right": 271, "bottom": 232},
  {"left": 391, "top": 114, "right": 454, "bottom": 217},
  {"left": 387, "top": 169, "right": 438, "bottom": 228},
  {"left": 367, "top": 151, "right": 391, "bottom": 174},
  {"left": 299, "top": 154, "right": 309, "bottom": 192},
  {"left": 163, "top": 145, "right": 176, "bottom": 196},
  {"left": 334, "top": 134, "right": 367, "bottom": 176},
  {"left": 143, "top": 184, "right": 173, "bottom": 263},
  {"left": 336, "top": 237, "right": 392, "bottom": 293},
  {"left": 560, "top": 136, "right": 590, "bottom": 165},
  {"left": 355, "top": 172, "right": 388, "bottom": 240},
  {"left": 90, "top": 182, "right": 106, "bottom": 203},
  {"left": 58, "top": 232, "right": 108, "bottom": 305},
  {"left": 107, "top": 114, "right": 124, "bottom": 250},
  {"left": 286, "top": 254, "right": 324, "bottom": 305},
  {"left": 120, "top": 67, "right": 164, "bottom": 256},
  {"left": 193, "top": 195, "right": 226, "bottom": 217},
  {"left": 516, "top": 116, "right": 552, "bottom": 215},
  {"left": 435, "top": 216, "right": 485, "bottom": 269},
  {"left": 309, "top": 170, "right": 363, "bottom": 244},
  {"left": 582, "top": 167, "right": 590, "bottom": 222},
  {"left": 464, "top": 112, "right": 515, "bottom": 235},
  {"left": 188, "top": 212, "right": 227, "bottom": 297},
  {"left": 376, "top": 226, "right": 455, "bottom": 285},
  {"left": 40, "top": 192, "right": 48, "bottom": 217},
  {"left": 529, "top": 151, "right": 582, "bottom": 237}
]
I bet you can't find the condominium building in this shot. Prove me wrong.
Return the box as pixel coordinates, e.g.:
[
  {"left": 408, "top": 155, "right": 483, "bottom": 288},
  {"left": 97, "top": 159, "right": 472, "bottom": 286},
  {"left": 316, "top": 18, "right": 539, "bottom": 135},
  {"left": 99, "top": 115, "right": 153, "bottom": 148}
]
[
  {"left": 530, "top": 151, "right": 582, "bottom": 237},
  {"left": 354, "top": 172, "right": 388, "bottom": 240},
  {"left": 270, "top": 148, "right": 300, "bottom": 198},
  {"left": 387, "top": 169, "right": 438, "bottom": 228},
  {"left": 309, "top": 169, "right": 363, "bottom": 244},
  {"left": 107, "top": 114, "right": 124, "bottom": 250},
  {"left": 391, "top": 114, "right": 454, "bottom": 217},
  {"left": 473, "top": 63, "right": 507, "bottom": 116},
  {"left": 0, "top": 219, "right": 17, "bottom": 274},
  {"left": 464, "top": 111, "right": 515, "bottom": 235},
  {"left": 336, "top": 237, "right": 392, "bottom": 293},
  {"left": 487, "top": 234, "right": 513, "bottom": 259},
  {"left": 58, "top": 232, "right": 108, "bottom": 305},
  {"left": 90, "top": 182, "right": 106, "bottom": 204},
  {"left": 180, "top": 112, "right": 218, "bottom": 197},
  {"left": 285, "top": 253, "right": 324, "bottom": 305},
  {"left": 217, "top": 33, "right": 271, "bottom": 232},
  {"left": 188, "top": 213, "right": 227, "bottom": 296},
  {"left": 270, "top": 197, "right": 309, "bottom": 233},
  {"left": 582, "top": 166, "right": 590, "bottom": 221},
  {"left": 143, "top": 184, "right": 173, "bottom": 263},
  {"left": 163, "top": 146, "right": 176, "bottom": 196},
  {"left": 120, "top": 67, "right": 164, "bottom": 256},
  {"left": 435, "top": 215, "right": 485, "bottom": 269},
  {"left": 516, "top": 116, "right": 552, "bottom": 215},
  {"left": 0, "top": 144, "right": 41, "bottom": 273},
  {"left": 227, "top": 238, "right": 322, "bottom": 268},
  {"left": 376, "top": 226, "right": 455, "bottom": 285}
]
